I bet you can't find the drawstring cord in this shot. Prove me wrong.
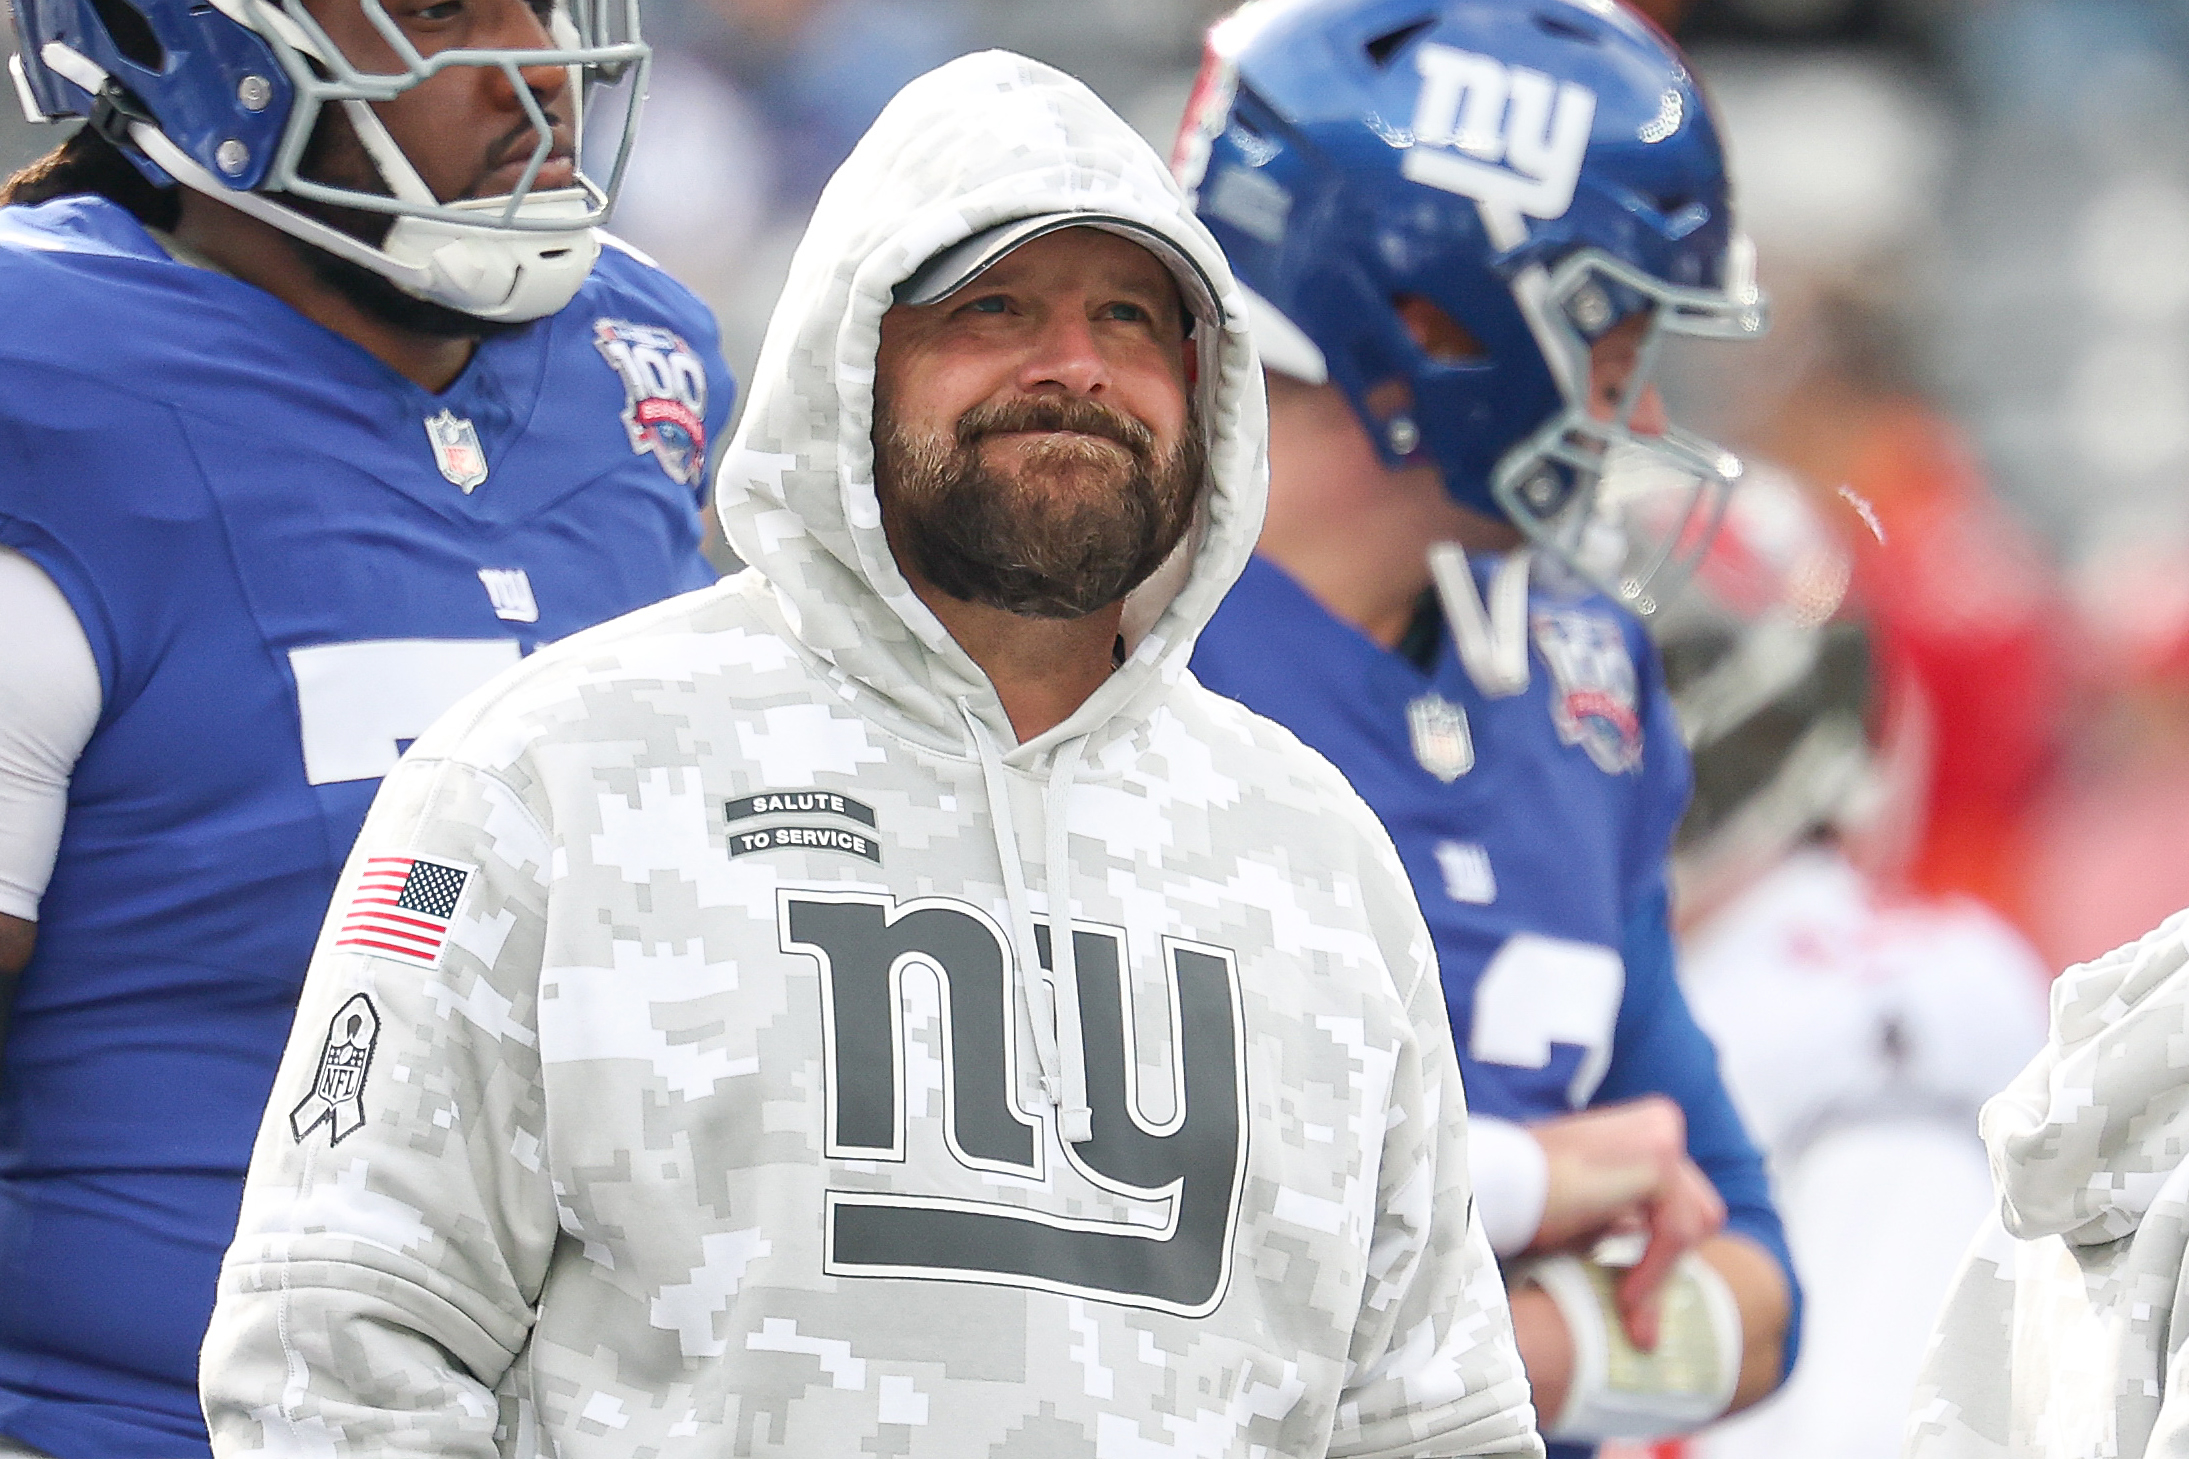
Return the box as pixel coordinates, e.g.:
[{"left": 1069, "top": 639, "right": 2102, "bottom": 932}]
[
  {"left": 1430, "top": 543, "right": 1532, "bottom": 699},
  {"left": 957, "top": 703, "right": 1094, "bottom": 1144},
  {"left": 1043, "top": 735, "right": 1092, "bottom": 1142}
]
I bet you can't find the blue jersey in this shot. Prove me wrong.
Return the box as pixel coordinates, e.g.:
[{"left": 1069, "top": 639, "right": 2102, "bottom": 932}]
[
  {"left": 1194, "top": 554, "right": 1797, "bottom": 1453},
  {"left": 0, "top": 196, "right": 731, "bottom": 1458}
]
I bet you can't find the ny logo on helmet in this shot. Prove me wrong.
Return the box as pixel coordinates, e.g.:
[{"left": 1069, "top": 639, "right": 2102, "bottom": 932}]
[{"left": 1402, "top": 44, "right": 1597, "bottom": 223}]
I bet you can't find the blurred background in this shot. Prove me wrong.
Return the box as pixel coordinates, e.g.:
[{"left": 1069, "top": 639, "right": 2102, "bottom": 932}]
[
  {"left": 9, "top": 0, "right": 2178, "bottom": 976},
  {"left": 7, "top": 1, "right": 2187, "bottom": 972},
  {"left": 0, "top": 0, "right": 2177, "bottom": 976}
]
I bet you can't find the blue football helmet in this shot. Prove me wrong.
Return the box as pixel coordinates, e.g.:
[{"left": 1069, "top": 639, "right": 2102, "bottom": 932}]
[
  {"left": 5, "top": 0, "right": 647, "bottom": 320},
  {"left": 1176, "top": 0, "right": 1766, "bottom": 612}
]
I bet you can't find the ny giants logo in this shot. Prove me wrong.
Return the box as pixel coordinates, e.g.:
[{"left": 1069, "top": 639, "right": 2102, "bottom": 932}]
[
  {"left": 593, "top": 319, "right": 709, "bottom": 487},
  {"left": 1403, "top": 43, "right": 1597, "bottom": 222},
  {"left": 780, "top": 890, "right": 1249, "bottom": 1316}
]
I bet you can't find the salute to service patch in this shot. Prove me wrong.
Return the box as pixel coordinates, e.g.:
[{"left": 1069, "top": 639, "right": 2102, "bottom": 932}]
[
  {"left": 724, "top": 791, "right": 883, "bottom": 864},
  {"left": 289, "top": 993, "right": 380, "bottom": 1146},
  {"left": 334, "top": 856, "right": 473, "bottom": 969}
]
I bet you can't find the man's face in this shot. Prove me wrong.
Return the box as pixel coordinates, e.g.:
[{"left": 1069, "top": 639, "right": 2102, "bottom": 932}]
[
  {"left": 1584, "top": 310, "right": 1670, "bottom": 435},
  {"left": 280, "top": 0, "right": 577, "bottom": 334},
  {"left": 301, "top": 0, "right": 577, "bottom": 208},
  {"left": 872, "top": 227, "right": 1204, "bottom": 620}
]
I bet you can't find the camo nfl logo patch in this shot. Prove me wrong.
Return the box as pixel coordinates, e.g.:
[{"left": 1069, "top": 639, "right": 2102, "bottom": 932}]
[
  {"left": 1407, "top": 692, "right": 1475, "bottom": 782},
  {"left": 424, "top": 409, "right": 489, "bottom": 493},
  {"left": 593, "top": 318, "right": 709, "bottom": 486},
  {"left": 290, "top": 992, "right": 380, "bottom": 1145},
  {"left": 1532, "top": 606, "right": 1643, "bottom": 774},
  {"left": 334, "top": 855, "right": 472, "bottom": 969}
]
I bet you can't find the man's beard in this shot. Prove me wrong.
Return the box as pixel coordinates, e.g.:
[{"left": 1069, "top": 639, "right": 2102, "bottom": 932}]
[
  {"left": 875, "top": 392, "right": 1206, "bottom": 620},
  {"left": 282, "top": 105, "right": 529, "bottom": 342}
]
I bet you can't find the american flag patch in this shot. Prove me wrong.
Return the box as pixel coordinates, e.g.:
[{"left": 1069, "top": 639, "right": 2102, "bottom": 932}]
[{"left": 335, "top": 856, "right": 472, "bottom": 968}]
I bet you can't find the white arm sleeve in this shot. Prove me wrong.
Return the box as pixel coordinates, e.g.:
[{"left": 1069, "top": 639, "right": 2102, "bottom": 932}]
[
  {"left": 0, "top": 545, "right": 102, "bottom": 921},
  {"left": 1469, "top": 1114, "right": 1551, "bottom": 1257}
]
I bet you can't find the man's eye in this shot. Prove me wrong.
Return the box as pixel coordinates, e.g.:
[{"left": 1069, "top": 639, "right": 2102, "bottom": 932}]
[
  {"left": 959, "top": 295, "right": 1009, "bottom": 316},
  {"left": 411, "top": 0, "right": 462, "bottom": 19},
  {"left": 1103, "top": 302, "right": 1152, "bottom": 324}
]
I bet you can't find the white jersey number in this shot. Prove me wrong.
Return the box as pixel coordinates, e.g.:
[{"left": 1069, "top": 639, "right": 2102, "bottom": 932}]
[
  {"left": 1470, "top": 933, "right": 1625, "bottom": 1108},
  {"left": 288, "top": 639, "right": 521, "bottom": 785}
]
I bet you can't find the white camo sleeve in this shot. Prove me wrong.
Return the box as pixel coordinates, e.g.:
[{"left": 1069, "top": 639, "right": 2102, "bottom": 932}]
[
  {"left": 200, "top": 751, "right": 559, "bottom": 1459},
  {"left": 1328, "top": 834, "right": 1544, "bottom": 1459}
]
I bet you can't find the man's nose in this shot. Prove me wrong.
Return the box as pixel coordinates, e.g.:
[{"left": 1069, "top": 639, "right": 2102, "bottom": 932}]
[
  {"left": 480, "top": 0, "right": 571, "bottom": 107},
  {"left": 1016, "top": 309, "right": 1112, "bottom": 396},
  {"left": 1627, "top": 383, "right": 1668, "bottom": 437}
]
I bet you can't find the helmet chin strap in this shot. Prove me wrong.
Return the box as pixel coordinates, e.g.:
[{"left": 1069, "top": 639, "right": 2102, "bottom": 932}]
[{"left": 41, "top": 40, "right": 598, "bottom": 323}]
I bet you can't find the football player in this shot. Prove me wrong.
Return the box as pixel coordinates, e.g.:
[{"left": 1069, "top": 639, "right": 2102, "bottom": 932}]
[
  {"left": 0, "top": 0, "right": 731, "bottom": 1448},
  {"left": 1654, "top": 464, "right": 2047, "bottom": 1459},
  {"left": 1176, "top": 1, "right": 1798, "bottom": 1452}
]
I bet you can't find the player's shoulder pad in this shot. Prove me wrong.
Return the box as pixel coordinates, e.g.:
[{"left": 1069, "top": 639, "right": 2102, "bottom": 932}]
[
  {"left": 0, "top": 196, "right": 169, "bottom": 267},
  {"left": 0, "top": 197, "right": 168, "bottom": 333},
  {"left": 595, "top": 229, "right": 663, "bottom": 270},
  {"left": 577, "top": 228, "right": 721, "bottom": 343},
  {"left": 0, "top": 202, "right": 194, "bottom": 394}
]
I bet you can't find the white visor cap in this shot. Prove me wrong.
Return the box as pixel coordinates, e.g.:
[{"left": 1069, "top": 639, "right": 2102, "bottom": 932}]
[{"left": 895, "top": 213, "right": 1224, "bottom": 331}]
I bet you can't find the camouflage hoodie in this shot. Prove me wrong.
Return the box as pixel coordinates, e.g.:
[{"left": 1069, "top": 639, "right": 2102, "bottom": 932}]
[
  {"left": 1908, "top": 909, "right": 2189, "bottom": 1457},
  {"left": 200, "top": 51, "right": 1542, "bottom": 1459}
]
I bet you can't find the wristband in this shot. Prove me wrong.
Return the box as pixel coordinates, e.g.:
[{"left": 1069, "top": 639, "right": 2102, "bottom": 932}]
[
  {"left": 1467, "top": 1115, "right": 1550, "bottom": 1256},
  {"left": 1518, "top": 1250, "right": 1742, "bottom": 1442}
]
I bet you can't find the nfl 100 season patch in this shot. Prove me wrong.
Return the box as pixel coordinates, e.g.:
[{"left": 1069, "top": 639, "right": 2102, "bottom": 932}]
[
  {"left": 289, "top": 993, "right": 380, "bottom": 1146},
  {"left": 424, "top": 409, "right": 489, "bottom": 493},
  {"left": 725, "top": 790, "right": 881, "bottom": 864},
  {"left": 593, "top": 318, "right": 709, "bottom": 486},
  {"left": 1532, "top": 606, "right": 1643, "bottom": 775},
  {"left": 333, "top": 855, "right": 474, "bottom": 968}
]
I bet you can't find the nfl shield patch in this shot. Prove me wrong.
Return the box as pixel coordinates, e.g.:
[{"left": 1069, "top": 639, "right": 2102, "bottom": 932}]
[
  {"left": 289, "top": 992, "right": 380, "bottom": 1145},
  {"left": 1407, "top": 692, "right": 1475, "bottom": 782},
  {"left": 1532, "top": 607, "right": 1644, "bottom": 774},
  {"left": 593, "top": 318, "right": 709, "bottom": 486},
  {"left": 424, "top": 409, "right": 489, "bottom": 493}
]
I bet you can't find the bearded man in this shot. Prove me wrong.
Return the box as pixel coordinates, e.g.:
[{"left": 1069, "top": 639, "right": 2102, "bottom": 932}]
[{"left": 197, "top": 51, "right": 1544, "bottom": 1459}]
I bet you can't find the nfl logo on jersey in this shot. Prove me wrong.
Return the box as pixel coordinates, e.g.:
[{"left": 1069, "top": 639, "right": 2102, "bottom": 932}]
[
  {"left": 1408, "top": 692, "right": 1475, "bottom": 782},
  {"left": 593, "top": 318, "right": 710, "bottom": 487},
  {"left": 424, "top": 410, "right": 489, "bottom": 493}
]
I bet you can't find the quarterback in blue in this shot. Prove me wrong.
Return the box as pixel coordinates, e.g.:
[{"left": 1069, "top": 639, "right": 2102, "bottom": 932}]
[
  {"left": 0, "top": 0, "right": 729, "bottom": 1447},
  {"left": 1178, "top": 0, "right": 1798, "bottom": 1451}
]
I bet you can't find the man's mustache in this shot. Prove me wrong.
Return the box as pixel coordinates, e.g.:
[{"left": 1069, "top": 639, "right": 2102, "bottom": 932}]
[
  {"left": 471, "top": 113, "right": 572, "bottom": 197},
  {"left": 956, "top": 397, "right": 1155, "bottom": 458}
]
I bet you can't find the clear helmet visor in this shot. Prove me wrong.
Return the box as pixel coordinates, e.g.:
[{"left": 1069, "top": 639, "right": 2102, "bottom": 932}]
[{"left": 1491, "top": 240, "right": 1768, "bottom": 616}]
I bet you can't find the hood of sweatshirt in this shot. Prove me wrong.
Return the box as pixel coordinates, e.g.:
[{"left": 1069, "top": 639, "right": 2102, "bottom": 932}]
[
  {"left": 1981, "top": 909, "right": 2189, "bottom": 1246},
  {"left": 711, "top": 49, "right": 1267, "bottom": 768}
]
